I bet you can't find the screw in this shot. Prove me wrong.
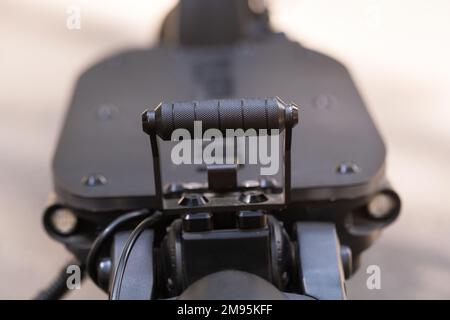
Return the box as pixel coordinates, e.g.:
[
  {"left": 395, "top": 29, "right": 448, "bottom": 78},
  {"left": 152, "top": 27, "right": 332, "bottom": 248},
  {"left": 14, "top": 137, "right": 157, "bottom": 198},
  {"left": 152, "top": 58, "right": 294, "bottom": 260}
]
[
  {"left": 178, "top": 193, "right": 208, "bottom": 207},
  {"left": 259, "top": 178, "right": 282, "bottom": 194},
  {"left": 82, "top": 174, "right": 107, "bottom": 187},
  {"left": 97, "top": 104, "right": 119, "bottom": 121},
  {"left": 336, "top": 162, "right": 360, "bottom": 175},
  {"left": 313, "top": 94, "right": 334, "bottom": 109},
  {"left": 164, "top": 183, "right": 184, "bottom": 198},
  {"left": 97, "top": 258, "right": 112, "bottom": 289},
  {"left": 239, "top": 191, "right": 268, "bottom": 204}
]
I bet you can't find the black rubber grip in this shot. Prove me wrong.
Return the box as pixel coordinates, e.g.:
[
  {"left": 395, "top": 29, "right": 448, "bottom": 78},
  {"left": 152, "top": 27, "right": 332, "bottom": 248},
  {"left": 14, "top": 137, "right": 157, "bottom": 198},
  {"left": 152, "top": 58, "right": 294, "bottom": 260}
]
[{"left": 147, "top": 97, "right": 289, "bottom": 140}]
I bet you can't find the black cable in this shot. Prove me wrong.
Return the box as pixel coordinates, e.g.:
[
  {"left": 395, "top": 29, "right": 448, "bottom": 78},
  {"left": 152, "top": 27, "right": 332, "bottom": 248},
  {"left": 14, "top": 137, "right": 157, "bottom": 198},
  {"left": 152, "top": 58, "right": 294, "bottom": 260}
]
[
  {"left": 109, "top": 211, "right": 163, "bottom": 300},
  {"left": 34, "top": 260, "right": 85, "bottom": 300},
  {"left": 86, "top": 208, "right": 150, "bottom": 285},
  {"left": 34, "top": 209, "right": 152, "bottom": 299}
]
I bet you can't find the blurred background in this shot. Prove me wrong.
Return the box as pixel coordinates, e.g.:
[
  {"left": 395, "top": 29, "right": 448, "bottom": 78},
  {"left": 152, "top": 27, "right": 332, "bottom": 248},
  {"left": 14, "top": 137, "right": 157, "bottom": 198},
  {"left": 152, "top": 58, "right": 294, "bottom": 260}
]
[{"left": 1, "top": 0, "right": 450, "bottom": 299}]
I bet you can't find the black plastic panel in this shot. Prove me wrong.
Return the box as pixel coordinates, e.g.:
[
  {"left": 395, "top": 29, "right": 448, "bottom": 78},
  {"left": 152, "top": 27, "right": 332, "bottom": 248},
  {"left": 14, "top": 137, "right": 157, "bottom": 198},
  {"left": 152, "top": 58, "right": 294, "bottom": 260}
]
[{"left": 53, "top": 35, "right": 386, "bottom": 211}]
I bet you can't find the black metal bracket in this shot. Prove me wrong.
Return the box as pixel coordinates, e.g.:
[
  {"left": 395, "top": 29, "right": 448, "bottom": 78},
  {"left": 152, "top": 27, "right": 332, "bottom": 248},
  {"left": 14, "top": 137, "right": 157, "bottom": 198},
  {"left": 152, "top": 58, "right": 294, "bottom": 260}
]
[{"left": 295, "top": 222, "right": 347, "bottom": 300}]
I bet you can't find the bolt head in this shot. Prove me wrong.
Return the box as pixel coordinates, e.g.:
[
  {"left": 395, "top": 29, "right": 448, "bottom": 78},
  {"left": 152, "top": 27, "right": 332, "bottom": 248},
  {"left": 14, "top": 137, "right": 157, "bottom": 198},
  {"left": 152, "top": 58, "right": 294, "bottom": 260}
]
[
  {"left": 178, "top": 193, "right": 208, "bottom": 207},
  {"left": 239, "top": 191, "right": 268, "bottom": 204},
  {"left": 82, "top": 174, "right": 107, "bottom": 187},
  {"left": 336, "top": 162, "right": 360, "bottom": 175}
]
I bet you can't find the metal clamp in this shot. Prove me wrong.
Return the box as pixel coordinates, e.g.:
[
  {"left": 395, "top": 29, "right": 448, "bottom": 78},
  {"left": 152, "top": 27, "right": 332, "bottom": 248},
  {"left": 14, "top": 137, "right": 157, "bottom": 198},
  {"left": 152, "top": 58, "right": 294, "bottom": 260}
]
[{"left": 142, "top": 97, "right": 299, "bottom": 214}]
